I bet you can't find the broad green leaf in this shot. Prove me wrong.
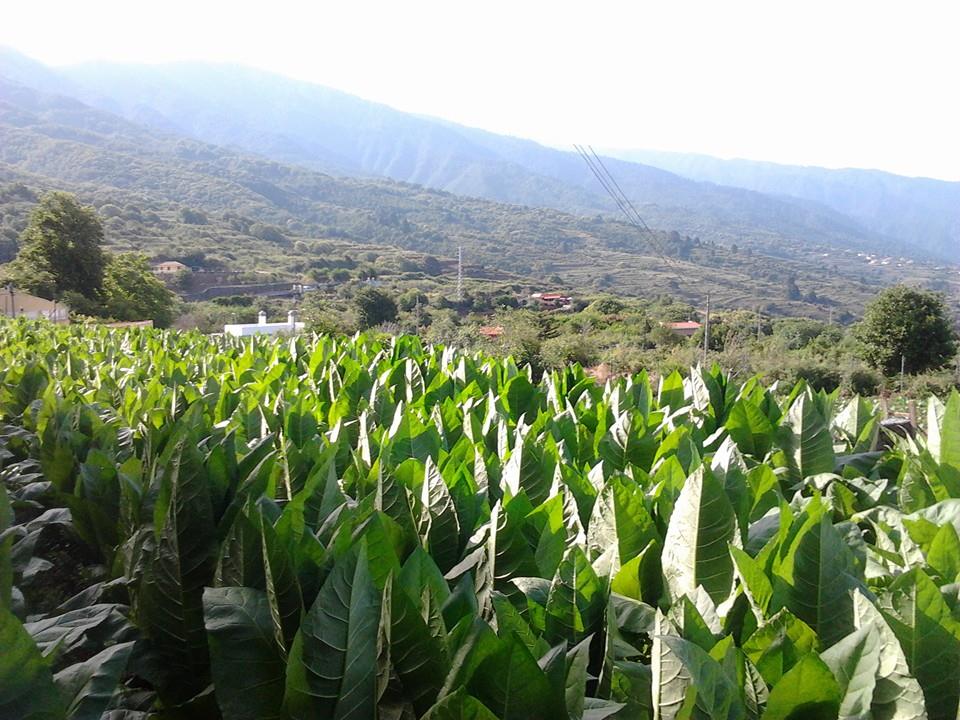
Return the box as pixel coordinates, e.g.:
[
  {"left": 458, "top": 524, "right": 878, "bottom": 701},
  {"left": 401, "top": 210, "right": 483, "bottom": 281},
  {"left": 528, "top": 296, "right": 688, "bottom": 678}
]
[
  {"left": 545, "top": 546, "right": 605, "bottom": 645},
  {"left": 926, "top": 522, "right": 960, "bottom": 582},
  {"left": 421, "top": 458, "right": 462, "bottom": 573},
  {"left": 0, "top": 606, "right": 64, "bottom": 720},
  {"left": 422, "top": 688, "right": 499, "bottom": 720},
  {"left": 777, "top": 393, "right": 835, "bottom": 484},
  {"left": 466, "top": 632, "right": 555, "bottom": 720},
  {"left": 941, "top": 391, "right": 960, "bottom": 473},
  {"left": 762, "top": 653, "right": 841, "bottom": 720},
  {"left": 662, "top": 466, "right": 740, "bottom": 605},
  {"left": 820, "top": 626, "right": 880, "bottom": 720},
  {"left": 0, "top": 484, "right": 12, "bottom": 609},
  {"left": 743, "top": 609, "right": 820, "bottom": 687},
  {"left": 203, "top": 587, "right": 286, "bottom": 720},
  {"left": 660, "top": 636, "right": 746, "bottom": 719},
  {"left": 285, "top": 549, "right": 381, "bottom": 720},
  {"left": 387, "top": 575, "right": 450, "bottom": 715},
  {"left": 137, "top": 431, "right": 217, "bottom": 704},
  {"left": 878, "top": 568, "right": 960, "bottom": 720},
  {"left": 727, "top": 399, "right": 775, "bottom": 459},
  {"left": 587, "top": 474, "right": 659, "bottom": 565},
  {"left": 651, "top": 610, "right": 690, "bottom": 720},
  {"left": 771, "top": 515, "right": 862, "bottom": 648},
  {"left": 851, "top": 591, "right": 926, "bottom": 720},
  {"left": 730, "top": 545, "right": 773, "bottom": 616},
  {"left": 54, "top": 641, "right": 135, "bottom": 720}
]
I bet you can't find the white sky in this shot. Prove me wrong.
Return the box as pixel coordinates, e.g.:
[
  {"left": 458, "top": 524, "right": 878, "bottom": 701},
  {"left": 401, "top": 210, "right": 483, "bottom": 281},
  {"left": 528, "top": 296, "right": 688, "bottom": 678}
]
[{"left": 2, "top": 0, "right": 959, "bottom": 181}]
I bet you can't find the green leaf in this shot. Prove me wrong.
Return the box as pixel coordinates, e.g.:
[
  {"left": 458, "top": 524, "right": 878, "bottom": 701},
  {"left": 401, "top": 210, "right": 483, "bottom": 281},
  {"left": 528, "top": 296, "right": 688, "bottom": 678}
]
[
  {"left": 820, "top": 626, "right": 880, "bottom": 720},
  {"left": 0, "top": 606, "right": 64, "bottom": 720},
  {"left": 587, "top": 475, "right": 659, "bottom": 565},
  {"left": 762, "top": 654, "right": 841, "bottom": 720},
  {"left": 941, "top": 390, "right": 960, "bottom": 473},
  {"left": 926, "top": 522, "right": 960, "bottom": 582},
  {"left": 851, "top": 590, "right": 926, "bottom": 720},
  {"left": 660, "top": 636, "right": 746, "bottom": 719},
  {"left": 878, "top": 567, "right": 960, "bottom": 719},
  {"left": 727, "top": 399, "right": 775, "bottom": 459},
  {"left": 422, "top": 688, "right": 499, "bottom": 720},
  {"left": 771, "top": 515, "right": 862, "bottom": 648},
  {"left": 136, "top": 432, "right": 217, "bottom": 703},
  {"left": 285, "top": 549, "right": 381, "bottom": 720},
  {"left": 742, "top": 609, "right": 820, "bottom": 687},
  {"left": 730, "top": 545, "right": 773, "bottom": 616},
  {"left": 203, "top": 587, "right": 286, "bottom": 720},
  {"left": 0, "top": 484, "right": 12, "bottom": 610},
  {"left": 465, "top": 632, "right": 555, "bottom": 720},
  {"left": 421, "top": 458, "right": 462, "bottom": 573},
  {"left": 544, "top": 546, "right": 605, "bottom": 645},
  {"left": 502, "top": 374, "right": 540, "bottom": 422},
  {"left": 662, "top": 466, "right": 740, "bottom": 605},
  {"left": 54, "top": 641, "right": 135, "bottom": 720},
  {"left": 777, "top": 393, "right": 835, "bottom": 484},
  {"left": 387, "top": 575, "right": 450, "bottom": 716},
  {"left": 651, "top": 610, "right": 690, "bottom": 720}
]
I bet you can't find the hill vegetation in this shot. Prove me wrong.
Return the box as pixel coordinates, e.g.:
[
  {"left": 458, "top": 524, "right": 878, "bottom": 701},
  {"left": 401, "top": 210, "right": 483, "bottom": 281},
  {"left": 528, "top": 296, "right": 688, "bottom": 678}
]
[
  {"left": 1, "top": 73, "right": 956, "bottom": 322},
  {"left": 1, "top": 47, "right": 945, "bottom": 261}
]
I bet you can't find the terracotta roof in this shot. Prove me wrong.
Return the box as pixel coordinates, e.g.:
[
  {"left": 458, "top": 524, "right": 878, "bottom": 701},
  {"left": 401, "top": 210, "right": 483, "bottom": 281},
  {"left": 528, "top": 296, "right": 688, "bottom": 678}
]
[
  {"left": 666, "top": 321, "right": 701, "bottom": 330},
  {"left": 478, "top": 325, "right": 504, "bottom": 338}
]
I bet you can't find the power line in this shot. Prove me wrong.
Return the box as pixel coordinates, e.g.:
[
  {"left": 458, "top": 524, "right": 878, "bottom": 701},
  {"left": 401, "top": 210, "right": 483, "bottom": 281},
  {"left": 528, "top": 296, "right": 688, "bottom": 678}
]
[{"left": 572, "top": 144, "right": 684, "bottom": 274}]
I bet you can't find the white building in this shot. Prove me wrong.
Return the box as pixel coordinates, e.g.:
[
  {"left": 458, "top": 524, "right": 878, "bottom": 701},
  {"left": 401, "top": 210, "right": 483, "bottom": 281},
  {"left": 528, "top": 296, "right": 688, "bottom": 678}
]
[
  {"left": 224, "top": 310, "right": 305, "bottom": 337},
  {"left": 2, "top": 287, "right": 70, "bottom": 323}
]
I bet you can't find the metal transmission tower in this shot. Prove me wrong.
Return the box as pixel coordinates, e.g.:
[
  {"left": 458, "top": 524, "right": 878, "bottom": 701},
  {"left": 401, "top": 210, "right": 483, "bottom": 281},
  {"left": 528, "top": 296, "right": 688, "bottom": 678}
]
[{"left": 456, "top": 245, "right": 464, "bottom": 303}]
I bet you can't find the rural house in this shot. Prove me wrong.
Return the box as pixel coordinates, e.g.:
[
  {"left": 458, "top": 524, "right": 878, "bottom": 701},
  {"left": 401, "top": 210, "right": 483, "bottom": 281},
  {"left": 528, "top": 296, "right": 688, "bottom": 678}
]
[
  {"left": 152, "top": 260, "right": 191, "bottom": 275},
  {"left": 662, "top": 320, "right": 702, "bottom": 337},
  {"left": 1, "top": 287, "right": 70, "bottom": 323},
  {"left": 224, "top": 310, "right": 305, "bottom": 337}
]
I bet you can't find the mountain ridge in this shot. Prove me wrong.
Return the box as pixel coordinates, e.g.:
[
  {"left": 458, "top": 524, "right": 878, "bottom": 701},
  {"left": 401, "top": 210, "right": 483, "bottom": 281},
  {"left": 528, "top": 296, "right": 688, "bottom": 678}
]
[
  {"left": 3, "top": 69, "right": 951, "bottom": 319},
  {"left": 0, "top": 48, "right": 928, "bottom": 260},
  {"left": 606, "top": 148, "right": 960, "bottom": 262}
]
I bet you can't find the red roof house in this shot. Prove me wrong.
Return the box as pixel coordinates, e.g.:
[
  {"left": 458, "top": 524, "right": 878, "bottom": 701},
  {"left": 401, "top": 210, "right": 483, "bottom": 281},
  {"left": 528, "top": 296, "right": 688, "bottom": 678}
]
[{"left": 664, "top": 321, "right": 702, "bottom": 337}]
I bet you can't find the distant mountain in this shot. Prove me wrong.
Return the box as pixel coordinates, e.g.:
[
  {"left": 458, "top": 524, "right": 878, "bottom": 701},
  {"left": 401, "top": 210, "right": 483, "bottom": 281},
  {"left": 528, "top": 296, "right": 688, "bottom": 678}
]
[
  {"left": 606, "top": 149, "right": 960, "bottom": 263},
  {"left": 0, "top": 49, "right": 920, "bottom": 261},
  {"left": 2, "top": 69, "right": 946, "bottom": 318}
]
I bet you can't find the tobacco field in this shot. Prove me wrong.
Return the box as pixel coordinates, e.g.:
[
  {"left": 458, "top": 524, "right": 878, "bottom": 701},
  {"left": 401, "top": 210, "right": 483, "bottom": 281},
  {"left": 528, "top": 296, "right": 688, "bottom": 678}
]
[{"left": 2, "top": 320, "right": 960, "bottom": 719}]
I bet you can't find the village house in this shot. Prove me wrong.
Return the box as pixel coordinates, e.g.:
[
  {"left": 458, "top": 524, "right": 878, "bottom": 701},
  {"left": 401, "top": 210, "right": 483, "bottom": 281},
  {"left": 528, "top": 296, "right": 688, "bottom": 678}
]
[
  {"left": 530, "top": 292, "right": 573, "bottom": 310},
  {"left": 477, "top": 325, "right": 504, "bottom": 339},
  {"left": 152, "top": 260, "right": 191, "bottom": 275},
  {"left": 663, "top": 320, "right": 701, "bottom": 337},
  {"left": 224, "top": 310, "right": 305, "bottom": 337},
  {"left": 1, "top": 287, "right": 70, "bottom": 323}
]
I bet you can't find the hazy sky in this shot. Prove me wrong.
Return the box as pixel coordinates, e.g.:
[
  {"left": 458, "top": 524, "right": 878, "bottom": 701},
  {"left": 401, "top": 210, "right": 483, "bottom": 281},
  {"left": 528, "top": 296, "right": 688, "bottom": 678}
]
[{"left": 3, "top": 0, "right": 959, "bottom": 180}]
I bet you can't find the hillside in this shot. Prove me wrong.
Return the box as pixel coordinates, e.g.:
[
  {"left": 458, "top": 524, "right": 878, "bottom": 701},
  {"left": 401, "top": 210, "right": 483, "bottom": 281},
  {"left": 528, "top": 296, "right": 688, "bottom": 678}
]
[
  {"left": 608, "top": 148, "right": 960, "bottom": 263},
  {"left": 0, "top": 48, "right": 924, "bottom": 262},
  {"left": 0, "top": 71, "right": 956, "bottom": 320}
]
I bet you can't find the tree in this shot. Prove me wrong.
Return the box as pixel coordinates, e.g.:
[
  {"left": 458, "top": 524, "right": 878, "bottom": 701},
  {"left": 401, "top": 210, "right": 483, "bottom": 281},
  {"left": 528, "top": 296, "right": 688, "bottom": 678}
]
[
  {"left": 5, "top": 192, "right": 106, "bottom": 300},
  {"left": 855, "top": 285, "right": 956, "bottom": 375},
  {"left": 354, "top": 287, "right": 398, "bottom": 329},
  {"left": 784, "top": 274, "right": 801, "bottom": 301},
  {"left": 101, "top": 253, "right": 177, "bottom": 327}
]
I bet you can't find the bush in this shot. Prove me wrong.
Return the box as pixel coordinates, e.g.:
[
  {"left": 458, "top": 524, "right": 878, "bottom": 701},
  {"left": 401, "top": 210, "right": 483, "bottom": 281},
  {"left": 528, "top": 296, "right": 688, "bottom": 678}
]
[
  {"left": 590, "top": 298, "right": 625, "bottom": 315},
  {"left": 842, "top": 365, "right": 882, "bottom": 396},
  {"left": 540, "top": 335, "right": 596, "bottom": 370},
  {"left": 763, "top": 360, "right": 842, "bottom": 393},
  {"left": 906, "top": 369, "right": 960, "bottom": 398}
]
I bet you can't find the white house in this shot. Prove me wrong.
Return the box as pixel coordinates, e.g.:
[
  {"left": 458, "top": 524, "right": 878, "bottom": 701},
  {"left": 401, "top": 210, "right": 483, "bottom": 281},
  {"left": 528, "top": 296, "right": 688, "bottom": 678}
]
[
  {"left": 224, "top": 310, "right": 305, "bottom": 337},
  {"left": 152, "top": 261, "right": 191, "bottom": 275},
  {"left": 2, "top": 287, "right": 70, "bottom": 323}
]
